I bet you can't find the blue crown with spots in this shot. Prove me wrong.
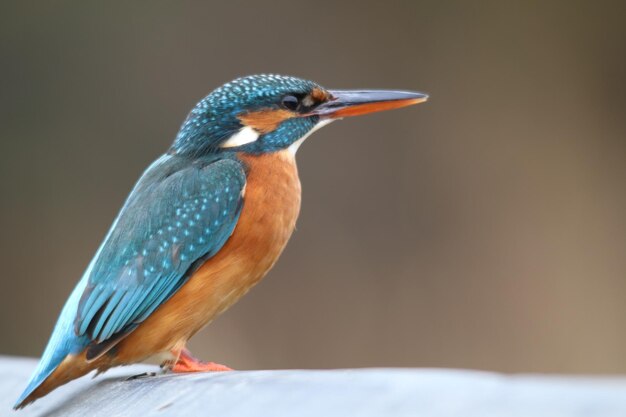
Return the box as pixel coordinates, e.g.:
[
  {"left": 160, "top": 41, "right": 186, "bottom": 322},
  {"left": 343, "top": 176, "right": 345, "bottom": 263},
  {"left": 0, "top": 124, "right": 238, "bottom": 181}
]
[{"left": 172, "top": 74, "right": 322, "bottom": 156}]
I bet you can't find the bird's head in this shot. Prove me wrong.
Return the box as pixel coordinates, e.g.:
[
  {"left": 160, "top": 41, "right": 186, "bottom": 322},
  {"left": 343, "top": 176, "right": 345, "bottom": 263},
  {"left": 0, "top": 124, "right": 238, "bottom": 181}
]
[{"left": 171, "top": 74, "right": 427, "bottom": 157}]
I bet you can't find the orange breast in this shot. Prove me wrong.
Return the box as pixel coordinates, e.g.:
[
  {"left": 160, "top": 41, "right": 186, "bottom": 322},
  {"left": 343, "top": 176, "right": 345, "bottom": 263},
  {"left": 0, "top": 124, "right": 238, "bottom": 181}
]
[{"left": 115, "top": 150, "right": 302, "bottom": 362}]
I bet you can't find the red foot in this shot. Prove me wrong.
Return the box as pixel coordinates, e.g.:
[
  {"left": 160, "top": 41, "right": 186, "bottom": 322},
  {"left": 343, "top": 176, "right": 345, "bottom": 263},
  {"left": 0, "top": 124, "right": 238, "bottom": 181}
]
[{"left": 171, "top": 348, "right": 233, "bottom": 373}]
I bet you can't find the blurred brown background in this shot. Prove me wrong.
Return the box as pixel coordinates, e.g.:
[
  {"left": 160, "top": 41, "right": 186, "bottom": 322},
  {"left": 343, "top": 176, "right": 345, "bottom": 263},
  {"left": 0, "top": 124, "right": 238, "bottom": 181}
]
[{"left": 1, "top": 1, "right": 625, "bottom": 374}]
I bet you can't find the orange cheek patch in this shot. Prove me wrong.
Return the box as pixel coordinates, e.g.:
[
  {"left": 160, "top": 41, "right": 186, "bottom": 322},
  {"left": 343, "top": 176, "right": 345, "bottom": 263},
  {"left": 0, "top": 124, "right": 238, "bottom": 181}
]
[
  {"left": 238, "top": 109, "right": 296, "bottom": 134},
  {"left": 310, "top": 87, "right": 331, "bottom": 102}
]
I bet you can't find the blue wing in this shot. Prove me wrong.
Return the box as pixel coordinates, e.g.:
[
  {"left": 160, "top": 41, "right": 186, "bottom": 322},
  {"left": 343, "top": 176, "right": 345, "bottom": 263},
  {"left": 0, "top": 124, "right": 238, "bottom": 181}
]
[
  {"left": 75, "top": 153, "right": 246, "bottom": 347},
  {"left": 15, "top": 153, "right": 246, "bottom": 408}
]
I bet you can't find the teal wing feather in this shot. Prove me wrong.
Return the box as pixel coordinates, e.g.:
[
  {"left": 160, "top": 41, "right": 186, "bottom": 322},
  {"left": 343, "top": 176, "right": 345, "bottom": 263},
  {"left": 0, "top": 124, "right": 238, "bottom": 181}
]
[
  {"left": 75, "top": 154, "right": 246, "bottom": 348},
  {"left": 14, "top": 153, "right": 246, "bottom": 409}
]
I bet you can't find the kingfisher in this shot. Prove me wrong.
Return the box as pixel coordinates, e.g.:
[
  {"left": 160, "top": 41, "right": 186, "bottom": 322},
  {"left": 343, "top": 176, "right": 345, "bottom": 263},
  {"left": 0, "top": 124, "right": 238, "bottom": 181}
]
[{"left": 15, "top": 74, "right": 427, "bottom": 409}]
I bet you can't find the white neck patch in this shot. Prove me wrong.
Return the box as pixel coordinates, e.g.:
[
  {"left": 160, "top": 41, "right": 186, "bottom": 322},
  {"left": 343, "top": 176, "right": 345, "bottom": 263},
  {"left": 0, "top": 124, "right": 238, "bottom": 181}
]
[
  {"left": 288, "top": 119, "right": 334, "bottom": 155},
  {"left": 220, "top": 119, "right": 334, "bottom": 153},
  {"left": 220, "top": 126, "right": 260, "bottom": 148}
]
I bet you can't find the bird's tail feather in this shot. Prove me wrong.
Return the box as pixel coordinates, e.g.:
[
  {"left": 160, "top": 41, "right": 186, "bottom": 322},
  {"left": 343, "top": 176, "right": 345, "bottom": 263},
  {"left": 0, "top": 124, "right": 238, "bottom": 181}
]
[
  {"left": 14, "top": 276, "right": 91, "bottom": 409},
  {"left": 14, "top": 348, "right": 94, "bottom": 409},
  {"left": 14, "top": 347, "right": 70, "bottom": 409}
]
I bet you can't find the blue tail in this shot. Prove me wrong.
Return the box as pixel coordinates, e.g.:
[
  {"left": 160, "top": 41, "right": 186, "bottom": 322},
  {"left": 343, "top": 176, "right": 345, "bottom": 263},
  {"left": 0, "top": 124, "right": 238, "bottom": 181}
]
[{"left": 14, "top": 276, "right": 90, "bottom": 409}]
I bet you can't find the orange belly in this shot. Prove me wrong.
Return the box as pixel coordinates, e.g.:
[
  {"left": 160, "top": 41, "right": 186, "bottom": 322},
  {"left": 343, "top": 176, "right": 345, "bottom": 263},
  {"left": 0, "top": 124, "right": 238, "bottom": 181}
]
[{"left": 114, "top": 150, "right": 301, "bottom": 362}]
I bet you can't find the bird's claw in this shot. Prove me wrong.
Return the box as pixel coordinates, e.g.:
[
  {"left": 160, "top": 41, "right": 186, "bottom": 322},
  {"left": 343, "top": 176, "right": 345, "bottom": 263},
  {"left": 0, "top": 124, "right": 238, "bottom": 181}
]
[{"left": 125, "top": 371, "right": 158, "bottom": 381}]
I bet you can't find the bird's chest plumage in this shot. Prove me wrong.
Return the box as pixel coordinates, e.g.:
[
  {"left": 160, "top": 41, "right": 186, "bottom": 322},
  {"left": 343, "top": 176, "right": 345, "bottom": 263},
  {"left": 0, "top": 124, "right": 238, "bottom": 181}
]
[{"left": 116, "top": 150, "right": 301, "bottom": 358}]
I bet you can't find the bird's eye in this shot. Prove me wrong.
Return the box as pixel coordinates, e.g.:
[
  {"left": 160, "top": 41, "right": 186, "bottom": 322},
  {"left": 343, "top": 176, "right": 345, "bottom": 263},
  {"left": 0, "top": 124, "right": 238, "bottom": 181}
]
[{"left": 281, "top": 95, "right": 300, "bottom": 111}]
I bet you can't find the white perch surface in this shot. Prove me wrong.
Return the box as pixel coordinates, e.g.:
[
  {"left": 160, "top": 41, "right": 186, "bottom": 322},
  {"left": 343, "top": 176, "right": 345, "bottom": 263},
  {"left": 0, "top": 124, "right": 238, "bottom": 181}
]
[{"left": 2, "top": 356, "right": 626, "bottom": 417}]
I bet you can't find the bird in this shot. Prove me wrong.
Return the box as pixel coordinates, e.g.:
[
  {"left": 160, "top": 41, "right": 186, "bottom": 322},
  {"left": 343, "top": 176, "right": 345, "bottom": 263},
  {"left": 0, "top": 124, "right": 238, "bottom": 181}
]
[{"left": 15, "top": 74, "right": 427, "bottom": 409}]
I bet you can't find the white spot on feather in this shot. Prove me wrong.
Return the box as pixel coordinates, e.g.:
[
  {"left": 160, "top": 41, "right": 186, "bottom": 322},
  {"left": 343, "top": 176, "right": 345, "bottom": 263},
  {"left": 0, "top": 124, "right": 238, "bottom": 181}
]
[{"left": 221, "top": 126, "right": 260, "bottom": 148}]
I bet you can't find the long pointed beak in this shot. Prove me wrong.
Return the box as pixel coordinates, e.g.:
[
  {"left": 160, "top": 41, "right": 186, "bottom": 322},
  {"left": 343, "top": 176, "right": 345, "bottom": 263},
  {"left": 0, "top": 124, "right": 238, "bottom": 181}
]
[{"left": 312, "top": 89, "right": 428, "bottom": 119}]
